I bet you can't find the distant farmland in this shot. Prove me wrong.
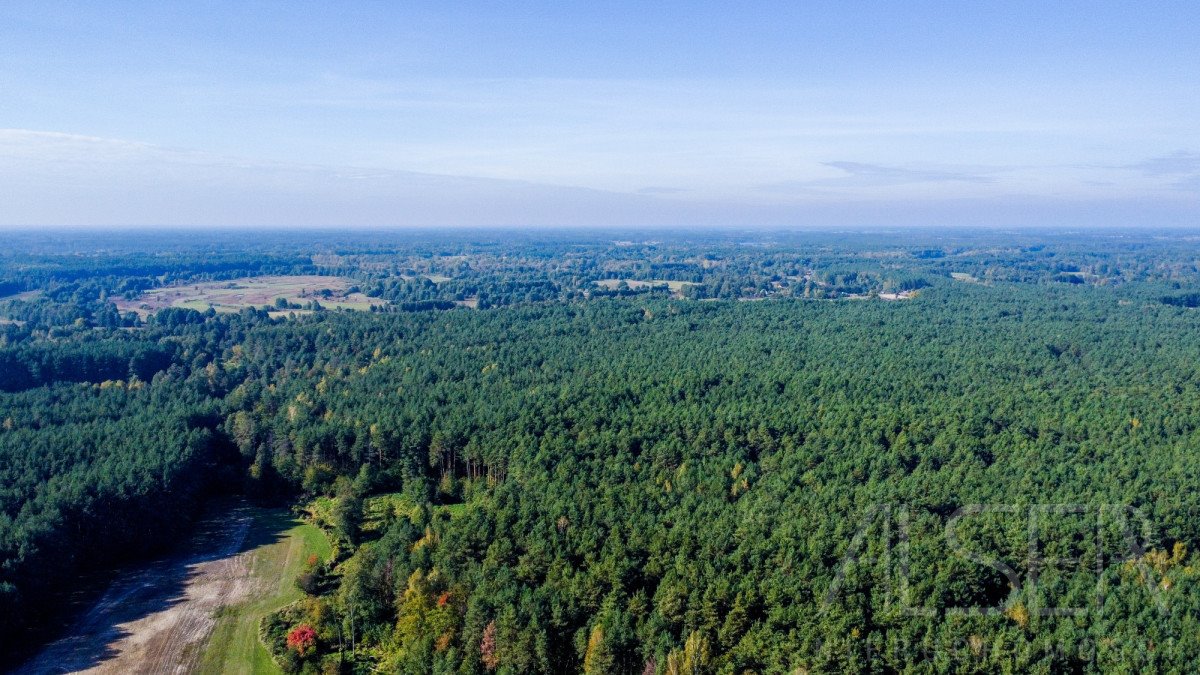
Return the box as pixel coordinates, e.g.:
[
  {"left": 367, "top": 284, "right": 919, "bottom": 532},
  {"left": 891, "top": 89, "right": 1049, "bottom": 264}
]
[
  {"left": 593, "top": 278, "right": 696, "bottom": 298},
  {"left": 114, "top": 275, "right": 386, "bottom": 317}
]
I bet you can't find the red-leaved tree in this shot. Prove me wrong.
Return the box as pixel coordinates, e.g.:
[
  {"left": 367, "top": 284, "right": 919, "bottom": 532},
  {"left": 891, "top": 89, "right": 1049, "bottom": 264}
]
[{"left": 287, "top": 624, "right": 317, "bottom": 656}]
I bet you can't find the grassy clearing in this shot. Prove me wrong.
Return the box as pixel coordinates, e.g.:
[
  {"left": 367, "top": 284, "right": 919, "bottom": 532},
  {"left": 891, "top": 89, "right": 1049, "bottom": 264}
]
[
  {"left": 114, "top": 275, "right": 387, "bottom": 317},
  {"left": 267, "top": 309, "right": 315, "bottom": 320},
  {"left": 594, "top": 278, "right": 696, "bottom": 292},
  {"left": 306, "top": 495, "right": 336, "bottom": 526},
  {"left": 198, "top": 495, "right": 463, "bottom": 673},
  {"left": 364, "top": 492, "right": 469, "bottom": 522},
  {"left": 362, "top": 492, "right": 416, "bottom": 532},
  {"left": 0, "top": 290, "right": 39, "bottom": 324},
  {"left": 197, "top": 508, "right": 331, "bottom": 675},
  {"left": 594, "top": 278, "right": 697, "bottom": 299},
  {"left": 0, "top": 290, "right": 41, "bottom": 302},
  {"left": 349, "top": 492, "right": 470, "bottom": 537}
]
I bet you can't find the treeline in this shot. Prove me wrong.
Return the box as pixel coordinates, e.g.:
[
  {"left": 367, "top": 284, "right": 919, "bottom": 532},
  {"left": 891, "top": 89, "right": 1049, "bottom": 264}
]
[
  {"left": 0, "top": 310, "right": 269, "bottom": 662},
  {"left": 0, "top": 380, "right": 235, "bottom": 645}
]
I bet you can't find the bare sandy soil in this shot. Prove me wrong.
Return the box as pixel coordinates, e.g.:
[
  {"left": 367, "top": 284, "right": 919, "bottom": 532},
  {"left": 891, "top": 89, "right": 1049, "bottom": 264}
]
[
  {"left": 17, "top": 505, "right": 260, "bottom": 675},
  {"left": 113, "top": 275, "right": 385, "bottom": 316}
]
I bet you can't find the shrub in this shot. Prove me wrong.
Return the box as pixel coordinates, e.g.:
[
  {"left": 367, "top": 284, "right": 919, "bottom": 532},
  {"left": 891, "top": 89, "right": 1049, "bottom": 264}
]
[{"left": 287, "top": 624, "right": 318, "bottom": 656}]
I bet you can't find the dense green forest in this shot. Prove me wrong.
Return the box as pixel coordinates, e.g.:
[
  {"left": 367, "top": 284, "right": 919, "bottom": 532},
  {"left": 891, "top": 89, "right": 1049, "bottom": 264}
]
[{"left": 6, "top": 229, "right": 1200, "bottom": 672}]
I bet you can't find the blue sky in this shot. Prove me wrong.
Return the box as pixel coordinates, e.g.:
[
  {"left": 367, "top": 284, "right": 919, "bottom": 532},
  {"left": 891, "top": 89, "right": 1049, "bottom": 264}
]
[{"left": 1, "top": 1, "right": 1197, "bottom": 227}]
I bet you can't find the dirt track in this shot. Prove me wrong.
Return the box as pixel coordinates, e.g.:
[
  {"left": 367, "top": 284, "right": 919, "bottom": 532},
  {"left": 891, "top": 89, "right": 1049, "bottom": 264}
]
[{"left": 17, "top": 505, "right": 259, "bottom": 675}]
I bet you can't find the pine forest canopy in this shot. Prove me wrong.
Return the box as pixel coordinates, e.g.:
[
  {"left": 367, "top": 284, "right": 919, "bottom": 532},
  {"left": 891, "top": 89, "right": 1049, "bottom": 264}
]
[{"left": 3, "top": 228, "right": 1200, "bottom": 672}]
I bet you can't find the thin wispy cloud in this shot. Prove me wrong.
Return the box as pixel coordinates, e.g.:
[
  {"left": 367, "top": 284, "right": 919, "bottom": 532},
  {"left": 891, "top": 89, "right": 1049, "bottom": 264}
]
[
  {"left": 822, "top": 161, "right": 995, "bottom": 185},
  {"left": 1121, "top": 151, "right": 1200, "bottom": 176},
  {"left": 637, "top": 186, "right": 688, "bottom": 195},
  {"left": 757, "top": 162, "right": 997, "bottom": 194},
  {"left": 1172, "top": 174, "right": 1200, "bottom": 192},
  {"left": 1106, "top": 151, "right": 1200, "bottom": 193},
  {"left": 3, "top": 129, "right": 1198, "bottom": 227}
]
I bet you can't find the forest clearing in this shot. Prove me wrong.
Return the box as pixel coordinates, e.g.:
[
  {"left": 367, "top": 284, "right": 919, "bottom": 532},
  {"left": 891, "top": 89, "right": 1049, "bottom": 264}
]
[
  {"left": 593, "top": 278, "right": 697, "bottom": 298},
  {"left": 17, "top": 504, "right": 328, "bottom": 675},
  {"left": 197, "top": 509, "right": 331, "bottom": 674},
  {"left": 113, "top": 275, "right": 385, "bottom": 317}
]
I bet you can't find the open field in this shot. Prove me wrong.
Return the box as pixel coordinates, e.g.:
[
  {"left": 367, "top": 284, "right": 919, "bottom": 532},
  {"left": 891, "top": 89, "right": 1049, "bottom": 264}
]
[
  {"left": 266, "top": 309, "right": 314, "bottom": 320},
  {"left": 0, "top": 290, "right": 42, "bottom": 303},
  {"left": 198, "top": 510, "right": 331, "bottom": 675},
  {"left": 594, "top": 279, "right": 697, "bottom": 298},
  {"left": 310, "top": 492, "right": 467, "bottom": 541},
  {"left": 0, "top": 291, "right": 40, "bottom": 325},
  {"left": 594, "top": 278, "right": 696, "bottom": 292},
  {"left": 16, "top": 504, "right": 328, "bottom": 675},
  {"left": 114, "top": 275, "right": 386, "bottom": 316},
  {"left": 17, "top": 503, "right": 256, "bottom": 674}
]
